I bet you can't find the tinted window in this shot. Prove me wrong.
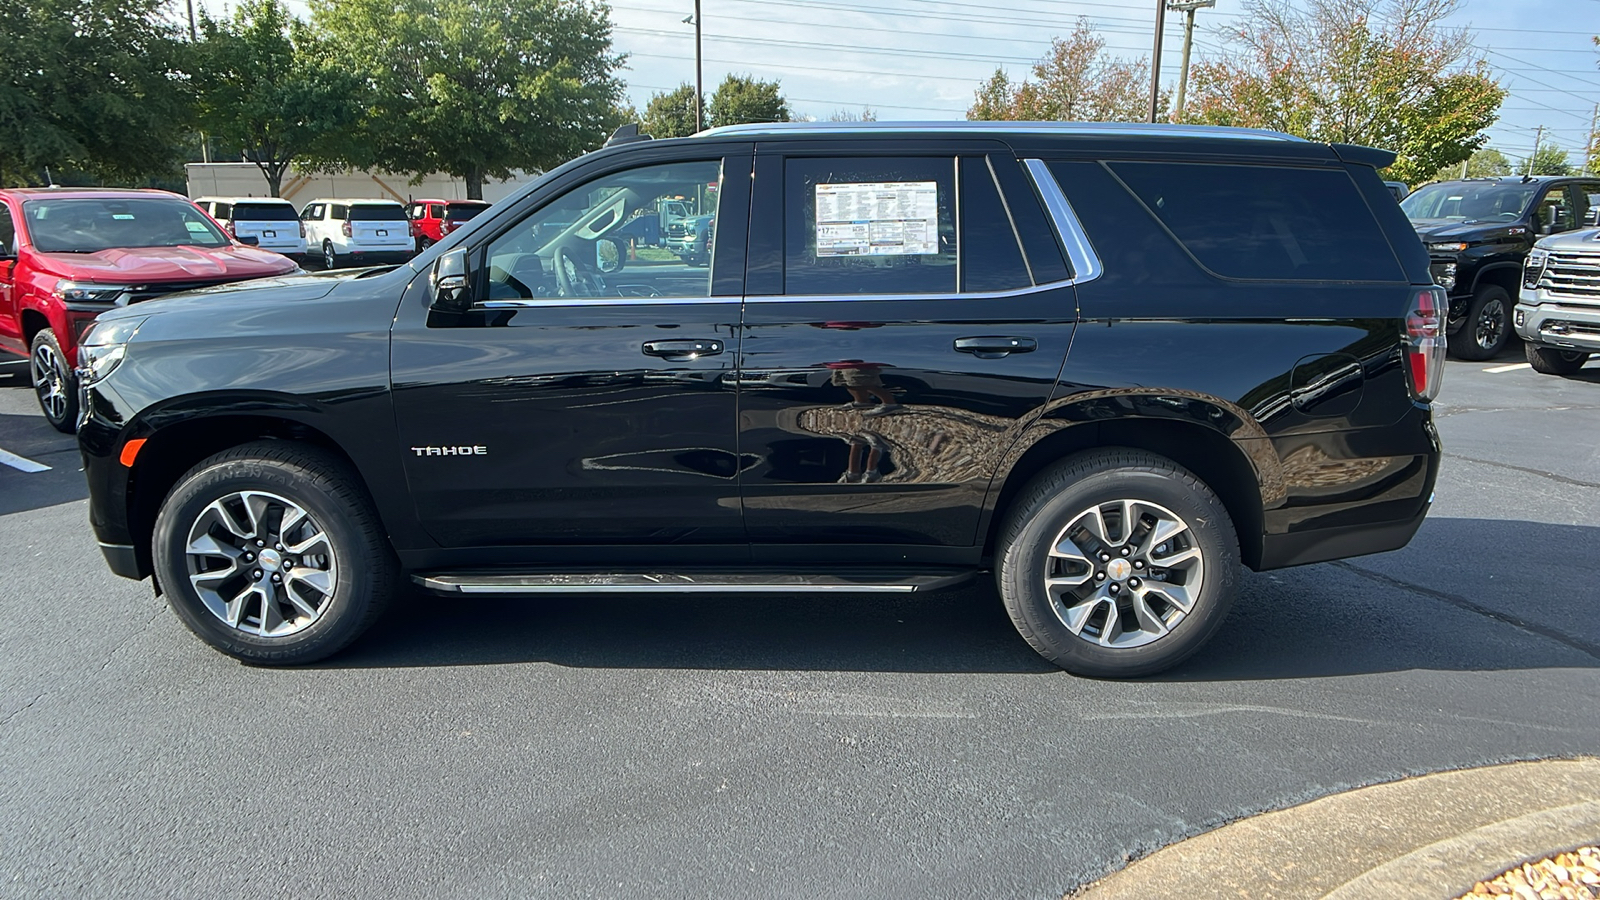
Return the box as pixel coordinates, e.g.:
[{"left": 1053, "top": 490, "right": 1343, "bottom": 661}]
[
  {"left": 330, "top": 204, "right": 348, "bottom": 220},
  {"left": 300, "top": 204, "right": 322, "bottom": 221},
  {"left": 1400, "top": 182, "right": 1538, "bottom": 222},
  {"left": 350, "top": 205, "right": 406, "bottom": 221},
  {"left": 1111, "top": 162, "right": 1403, "bottom": 282},
  {"left": 231, "top": 203, "right": 297, "bottom": 221},
  {"left": 21, "top": 197, "right": 230, "bottom": 252},
  {"left": 1534, "top": 186, "right": 1580, "bottom": 234},
  {"left": 211, "top": 202, "right": 232, "bottom": 219},
  {"left": 960, "top": 156, "right": 1031, "bottom": 292},
  {"left": 0, "top": 203, "right": 15, "bottom": 255},
  {"left": 445, "top": 203, "right": 488, "bottom": 222},
  {"left": 785, "top": 157, "right": 956, "bottom": 295},
  {"left": 429, "top": 204, "right": 446, "bottom": 219}
]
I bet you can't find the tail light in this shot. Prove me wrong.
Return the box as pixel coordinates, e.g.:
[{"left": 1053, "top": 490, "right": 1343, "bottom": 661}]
[
  {"left": 341, "top": 221, "right": 352, "bottom": 238},
  {"left": 1405, "top": 287, "right": 1447, "bottom": 402},
  {"left": 299, "top": 222, "right": 307, "bottom": 239},
  {"left": 224, "top": 219, "right": 236, "bottom": 237}
]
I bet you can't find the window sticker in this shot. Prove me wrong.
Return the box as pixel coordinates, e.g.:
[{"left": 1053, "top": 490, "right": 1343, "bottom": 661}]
[
  {"left": 113, "top": 214, "right": 136, "bottom": 220},
  {"left": 815, "top": 181, "right": 938, "bottom": 257},
  {"left": 185, "top": 221, "right": 209, "bottom": 233}
]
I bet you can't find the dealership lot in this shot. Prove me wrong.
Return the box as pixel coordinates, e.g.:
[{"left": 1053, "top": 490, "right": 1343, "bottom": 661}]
[{"left": 0, "top": 351, "right": 1596, "bottom": 898}]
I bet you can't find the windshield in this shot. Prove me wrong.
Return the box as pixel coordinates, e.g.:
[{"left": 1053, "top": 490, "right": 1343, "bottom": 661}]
[
  {"left": 230, "top": 203, "right": 297, "bottom": 221},
  {"left": 1401, "top": 182, "right": 1538, "bottom": 223},
  {"left": 350, "top": 205, "right": 406, "bottom": 221},
  {"left": 23, "top": 197, "right": 230, "bottom": 252}
]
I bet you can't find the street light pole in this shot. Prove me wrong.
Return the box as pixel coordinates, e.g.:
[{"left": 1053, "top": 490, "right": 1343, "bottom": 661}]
[
  {"left": 694, "top": 0, "right": 704, "bottom": 132},
  {"left": 1168, "top": 0, "right": 1215, "bottom": 121},
  {"left": 1148, "top": 0, "right": 1167, "bottom": 124}
]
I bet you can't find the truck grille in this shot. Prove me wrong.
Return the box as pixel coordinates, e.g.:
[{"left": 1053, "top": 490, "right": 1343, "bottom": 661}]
[
  {"left": 1541, "top": 252, "right": 1600, "bottom": 299},
  {"left": 666, "top": 223, "right": 687, "bottom": 239},
  {"left": 123, "top": 280, "right": 235, "bottom": 304}
]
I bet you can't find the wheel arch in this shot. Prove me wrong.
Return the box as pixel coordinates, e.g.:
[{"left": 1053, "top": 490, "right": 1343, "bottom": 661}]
[
  {"left": 983, "top": 409, "right": 1274, "bottom": 571},
  {"left": 20, "top": 307, "right": 52, "bottom": 345},
  {"left": 1470, "top": 262, "right": 1521, "bottom": 297}
]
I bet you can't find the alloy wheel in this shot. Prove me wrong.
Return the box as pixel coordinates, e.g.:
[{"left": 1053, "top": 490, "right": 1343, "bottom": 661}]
[
  {"left": 1475, "top": 297, "right": 1506, "bottom": 351},
  {"left": 31, "top": 340, "right": 69, "bottom": 423},
  {"left": 184, "top": 490, "right": 339, "bottom": 637},
  {"left": 1042, "top": 499, "right": 1205, "bottom": 649},
  {"left": 323, "top": 242, "right": 336, "bottom": 270}
]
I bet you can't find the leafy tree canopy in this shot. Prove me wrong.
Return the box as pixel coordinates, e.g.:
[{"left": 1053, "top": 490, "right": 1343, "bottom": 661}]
[
  {"left": 707, "top": 75, "right": 791, "bottom": 128},
  {"left": 1183, "top": 0, "right": 1505, "bottom": 184},
  {"left": 642, "top": 84, "right": 700, "bottom": 139},
  {"left": 0, "top": 0, "right": 191, "bottom": 186},
  {"left": 967, "top": 19, "right": 1153, "bottom": 122},
  {"left": 1522, "top": 142, "right": 1573, "bottom": 177},
  {"left": 313, "top": 0, "right": 626, "bottom": 199}
]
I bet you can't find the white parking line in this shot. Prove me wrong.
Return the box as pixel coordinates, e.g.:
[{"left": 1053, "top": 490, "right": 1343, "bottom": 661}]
[
  {"left": 0, "top": 447, "right": 51, "bottom": 473},
  {"left": 1483, "top": 362, "right": 1532, "bottom": 374}
]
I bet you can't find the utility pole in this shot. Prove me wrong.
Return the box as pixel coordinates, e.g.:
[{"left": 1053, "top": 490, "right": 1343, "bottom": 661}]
[
  {"left": 1168, "top": 0, "right": 1215, "bottom": 121},
  {"left": 184, "top": 0, "right": 209, "bottom": 164},
  {"left": 1148, "top": 0, "right": 1167, "bottom": 123},
  {"left": 1587, "top": 105, "right": 1599, "bottom": 175},
  {"left": 694, "top": 0, "right": 704, "bottom": 132},
  {"left": 1527, "top": 125, "right": 1545, "bottom": 176}
]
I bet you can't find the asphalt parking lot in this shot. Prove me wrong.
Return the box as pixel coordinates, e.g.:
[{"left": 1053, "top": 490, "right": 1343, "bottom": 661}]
[{"left": 1, "top": 348, "right": 1597, "bottom": 899}]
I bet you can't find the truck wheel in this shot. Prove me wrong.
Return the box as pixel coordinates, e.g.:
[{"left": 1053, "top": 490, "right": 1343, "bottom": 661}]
[
  {"left": 152, "top": 441, "right": 397, "bottom": 665},
  {"left": 30, "top": 329, "right": 78, "bottom": 434},
  {"left": 995, "top": 449, "right": 1239, "bottom": 678},
  {"left": 1525, "top": 343, "right": 1591, "bottom": 375},
  {"left": 322, "top": 240, "right": 339, "bottom": 270},
  {"left": 1448, "top": 285, "right": 1511, "bottom": 360}
]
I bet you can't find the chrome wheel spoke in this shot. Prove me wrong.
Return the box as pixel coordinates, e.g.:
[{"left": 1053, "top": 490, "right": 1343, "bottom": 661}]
[
  {"left": 1150, "top": 545, "right": 1202, "bottom": 567},
  {"left": 185, "top": 489, "right": 337, "bottom": 639},
  {"left": 1132, "top": 593, "right": 1174, "bottom": 636},
  {"left": 1095, "top": 599, "right": 1124, "bottom": 647},
  {"left": 1060, "top": 594, "right": 1104, "bottom": 636},
  {"left": 1144, "top": 580, "right": 1194, "bottom": 613}
]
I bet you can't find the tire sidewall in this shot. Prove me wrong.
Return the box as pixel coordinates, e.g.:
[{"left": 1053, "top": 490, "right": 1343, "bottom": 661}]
[
  {"left": 1002, "top": 465, "right": 1238, "bottom": 678},
  {"left": 30, "top": 329, "right": 78, "bottom": 432},
  {"left": 153, "top": 455, "right": 376, "bottom": 662}
]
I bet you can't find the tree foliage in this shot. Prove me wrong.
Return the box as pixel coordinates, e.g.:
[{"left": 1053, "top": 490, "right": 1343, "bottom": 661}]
[
  {"left": 1522, "top": 143, "right": 1573, "bottom": 177},
  {"left": 0, "top": 0, "right": 191, "bottom": 186},
  {"left": 967, "top": 20, "right": 1153, "bottom": 122},
  {"left": 707, "top": 74, "right": 791, "bottom": 128},
  {"left": 1183, "top": 0, "right": 1505, "bottom": 184},
  {"left": 642, "top": 84, "right": 700, "bottom": 139},
  {"left": 313, "top": 0, "right": 625, "bottom": 199},
  {"left": 828, "top": 107, "right": 878, "bottom": 122},
  {"left": 194, "top": 0, "right": 363, "bottom": 197}
]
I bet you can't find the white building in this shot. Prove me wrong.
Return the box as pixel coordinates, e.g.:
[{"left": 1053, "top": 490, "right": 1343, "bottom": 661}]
[{"left": 183, "top": 163, "right": 535, "bottom": 205}]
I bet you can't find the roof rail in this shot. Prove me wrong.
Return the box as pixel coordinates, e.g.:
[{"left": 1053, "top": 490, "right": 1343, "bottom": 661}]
[{"left": 692, "top": 121, "right": 1306, "bottom": 142}]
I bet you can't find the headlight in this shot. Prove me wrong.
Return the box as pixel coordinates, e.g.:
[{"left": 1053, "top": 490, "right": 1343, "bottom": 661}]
[
  {"left": 1430, "top": 261, "right": 1457, "bottom": 290},
  {"left": 1428, "top": 242, "right": 1469, "bottom": 253},
  {"left": 77, "top": 315, "right": 147, "bottom": 385},
  {"left": 1524, "top": 248, "right": 1548, "bottom": 289},
  {"left": 53, "top": 280, "right": 126, "bottom": 303}
]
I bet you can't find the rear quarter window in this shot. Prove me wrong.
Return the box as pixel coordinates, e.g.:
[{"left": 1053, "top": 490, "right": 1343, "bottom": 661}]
[
  {"left": 350, "top": 205, "right": 406, "bottom": 221},
  {"left": 231, "top": 203, "right": 297, "bottom": 221},
  {"left": 1108, "top": 161, "right": 1404, "bottom": 282}
]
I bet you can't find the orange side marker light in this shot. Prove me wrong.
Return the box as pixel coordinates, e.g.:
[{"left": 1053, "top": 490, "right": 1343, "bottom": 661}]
[{"left": 119, "top": 438, "right": 147, "bottom": 467}]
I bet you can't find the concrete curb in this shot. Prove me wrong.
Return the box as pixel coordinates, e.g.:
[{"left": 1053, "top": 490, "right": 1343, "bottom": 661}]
[{"left": 1075, "top": 758, "right": 1600, "bottom": 900}]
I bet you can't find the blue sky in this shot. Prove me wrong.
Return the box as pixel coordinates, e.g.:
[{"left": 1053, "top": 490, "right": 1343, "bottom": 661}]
[{"left": 225, "top": 0, "right": 1600, "bottom": 169}]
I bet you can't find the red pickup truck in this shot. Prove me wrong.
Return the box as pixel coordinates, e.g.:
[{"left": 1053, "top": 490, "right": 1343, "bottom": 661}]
[
  {"left": 405, "top": 199, "right": 491, "bottom": 251},
  {"left": 0, "top": 188, "right": 298, "bottom": 431}
]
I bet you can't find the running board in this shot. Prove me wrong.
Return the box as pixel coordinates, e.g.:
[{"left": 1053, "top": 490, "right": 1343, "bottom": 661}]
[{"left": 413, "top": 570, "right": 976, "bottom": 595}]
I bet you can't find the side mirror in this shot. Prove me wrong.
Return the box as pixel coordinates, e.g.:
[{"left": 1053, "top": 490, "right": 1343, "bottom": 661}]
[
  {"left": 430, "top": 248, "right": 471, "bottom": 309},
  {"left": 238, "top": 235, "right": 260, "bottom": 246}
]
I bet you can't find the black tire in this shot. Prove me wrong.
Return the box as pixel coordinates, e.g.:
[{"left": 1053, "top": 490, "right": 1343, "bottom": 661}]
[
  {"left": 995, "top": 449, "right": 1240, "bottom": 678},
  {"left": 1525, "top": 342, "right": 1591, "bottom": 375},
  {"left": 417, "top": 236, "right": 433, "bottom": 253},
  {"left": 152, "top": 441, "right": 397, "bottom": 665},
  {"left": 1447, "top": 284, "right": 1511, "bottom": 360},
  {"left": 30, "top": 329, "right": 78, "bottom": 433},
  {"left": 322, "top": 240, "right": 338, "bottom": 270}
]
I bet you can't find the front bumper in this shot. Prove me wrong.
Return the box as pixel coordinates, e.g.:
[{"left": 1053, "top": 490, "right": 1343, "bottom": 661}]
[{"left": 1515, "top": 298, "right": 1600, "bottom": 352}]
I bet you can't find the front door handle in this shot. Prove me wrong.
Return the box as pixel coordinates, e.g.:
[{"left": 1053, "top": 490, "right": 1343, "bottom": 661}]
[
  {"left": 954, "top": 336, "right": 1037, "bottom": 359},
  {"left": 643, "top": 339, "right": 724, "bottom": 359}
]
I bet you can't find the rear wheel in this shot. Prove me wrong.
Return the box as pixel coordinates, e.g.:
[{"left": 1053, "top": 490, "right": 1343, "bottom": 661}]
[
  {"left": 1448, "top": 284, "right": 1511, "bottom": 360},
  {"left": 1526, "top": 343, "right": 1591, "bottom": 375},
  {"left": 322, "top": 240, "right": 339, "bottom": 270},
  {"left": 417, "top": 236, "right": 433, "bottom": 253},
  {"left": 30, "top": 329, "right": 77, "bottom": 433},
  {"left": 152, "top": 442, "right": 396, "bottom": 665},
  {"left": 996, "top": 449, "right": 1239, "bottom": 678}
]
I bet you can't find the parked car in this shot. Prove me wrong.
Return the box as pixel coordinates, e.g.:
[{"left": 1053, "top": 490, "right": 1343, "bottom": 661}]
[
  {"left": 1517, "top": 228, "right": 1600, "bottom": 375},
  {"left": 77, "top": 121, "right": 1443, "bottom": 678},
  {"left": 1401, "top": 174, "right": 1600, "bottom": 359},
  {"left": 1384, "top": 181, "right": 1408, "bottom": 201},
  {"left": 193, "top": 197, "right": 308, "bottom": 261},
  {"left": 299, "top": 199, "right": 414, "bottom": 269},
  {"left": 666, "top": 214, "right": 714, "bottom": 266},
  {"left": 405, "top": 199, "right": 491, "bottom": 252},
  {"left": 0, "top": 188, "right": 299, "bottom": 431}
]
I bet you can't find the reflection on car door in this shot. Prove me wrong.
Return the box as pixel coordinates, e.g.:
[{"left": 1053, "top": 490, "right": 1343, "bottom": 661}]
[
  {"left": 389, "top": 151, "right": 753, "bottom": 556},
  {"left": 735, "top": 146, "right": 1078, "bottom": 559}
]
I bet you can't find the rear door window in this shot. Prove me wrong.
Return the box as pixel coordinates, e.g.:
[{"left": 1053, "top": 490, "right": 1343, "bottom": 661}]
[
  {"left": 1109, "top": 161, "right": 1404, "bottom": 282},
  {"left": 960, "top": 156, "right": 1032, "bottom": 293}
]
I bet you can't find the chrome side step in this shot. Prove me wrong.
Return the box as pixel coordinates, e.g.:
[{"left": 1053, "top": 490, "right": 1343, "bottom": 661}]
[{"left": 413, "top": 570, "right": 976, "bottom": 595}]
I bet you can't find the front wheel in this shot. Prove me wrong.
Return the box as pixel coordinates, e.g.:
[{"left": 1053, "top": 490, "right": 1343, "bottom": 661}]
[
  {"left": 152, "top": 442, "right": 397, "bottom": 665},
  {"left": 322, "top": 240, "right": 339, "bottom": 270},
  {"left": 1526, "top": 343, "right": 1591, "bottom": 375},
  {"left": 30, "top": 329, "right": 78, "bottom": 433},
  {"left": 1448, "top": 285, "right": 1511, "bottom": 360},
  {"left": 996, "top": 449, "right": 1239, "bottom": 678}
]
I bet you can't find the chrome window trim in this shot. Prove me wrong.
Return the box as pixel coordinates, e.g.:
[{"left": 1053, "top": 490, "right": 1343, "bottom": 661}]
[
  {"left": 1024, "top": 157, "right": 1104, "bottom": 286},
  {"left": 478, "top": 296, "right": 742, "bottom": 309},
  {"left": 742, "top": 281, "right": 1069, "bottom": 305},
  {"left": 695, "top": 121, "right": 1304, "bottom": 142}
]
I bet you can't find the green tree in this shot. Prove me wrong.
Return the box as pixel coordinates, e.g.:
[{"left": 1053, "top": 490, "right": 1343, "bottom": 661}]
[
  {"left": 967, "top": 19, "right": 1154, "bottom": 122},
  {"left": 194, "top": 0, "right": 364, "bottom": 197},
  {"left": 707, "top": 75, "right": 791, "bottom": 128},
  {"left": 313, "top": 0, "right": 625, "bottom": 199},
  {"left": 642, "top": 84, "right": 700, "bottom": 138},
  {"left": 1465, "top": 148, "right": 1511, "bottom": 177},
  {"left": 828, "top": 107, "right": 878, "bottom": 122},
  {"left": 1522, "top": 142, "right": 1573, "bottom": 176},
  {"left": 0, "top": 0, "right": 191, "bottom": 186},
  {"left": 1185, "top": 0, "right": 1505, "bottom": 184}
]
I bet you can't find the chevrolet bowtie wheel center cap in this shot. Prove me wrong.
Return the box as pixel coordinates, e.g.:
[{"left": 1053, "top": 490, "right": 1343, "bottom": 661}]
[{"left": 1106, "top": 558, "right": 1132, "bottom": 581}]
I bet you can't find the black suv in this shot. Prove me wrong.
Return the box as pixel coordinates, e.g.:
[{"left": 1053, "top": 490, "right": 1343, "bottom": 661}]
[
  {"left": 76, "top": 122, "right": 1444, "bottom": 678},
  {"left": 1402, "top": 175, "right": 1600, "bottom": 359}
]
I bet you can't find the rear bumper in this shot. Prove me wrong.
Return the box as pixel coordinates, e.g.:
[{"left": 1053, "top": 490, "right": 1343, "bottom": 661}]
[
  {"left": 1514, "top": 300, "right": 1600, "bottom": 352},
  {"left": 342, "top": 249, "right": 414, "bottom": 264}
]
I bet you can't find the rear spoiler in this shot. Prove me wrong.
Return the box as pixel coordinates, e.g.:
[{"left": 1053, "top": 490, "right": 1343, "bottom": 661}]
[{"left": 1330, "top": 143, "right": 1396, "bottom": 169}]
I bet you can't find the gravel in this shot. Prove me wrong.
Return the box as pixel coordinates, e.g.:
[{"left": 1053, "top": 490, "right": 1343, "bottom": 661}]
[{"left": 1456, "top": 846, "right": 1600, "bottom": 900}]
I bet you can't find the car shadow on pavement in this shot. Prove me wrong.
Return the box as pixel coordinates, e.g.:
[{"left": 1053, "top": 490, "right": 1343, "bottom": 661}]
[{"left": 329, "top": 517, "right": 1600, "bottom": 678}]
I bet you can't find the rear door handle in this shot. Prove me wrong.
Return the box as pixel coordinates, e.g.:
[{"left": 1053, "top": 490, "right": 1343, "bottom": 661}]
[
  {"left": 642, "top": 339, "right": 724, "bottom": 359},
  {"left": 954, "top": 336, "right": 1037, "bottom": 359}
]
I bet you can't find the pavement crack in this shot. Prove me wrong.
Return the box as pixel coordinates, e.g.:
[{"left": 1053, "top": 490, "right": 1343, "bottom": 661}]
[
  {"left": 0, "top": 692, "right": 48, "bottom": 728},
  {"left": 1445, "top": 453, "right": 1600, "bottom": 490},
  {"left": 1331, "top": 561, "right": 1600, "bottom": 661}
]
